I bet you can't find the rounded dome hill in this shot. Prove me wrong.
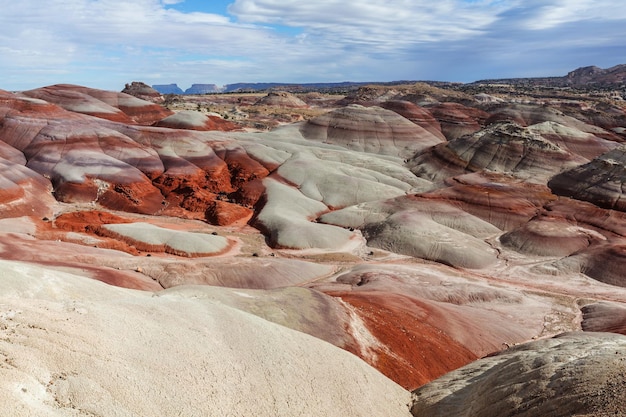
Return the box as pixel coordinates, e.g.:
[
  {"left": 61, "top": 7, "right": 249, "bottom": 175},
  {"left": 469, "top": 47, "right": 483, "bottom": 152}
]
[{"left": 254, "top": 91, "right": 308, "bottom": 108}]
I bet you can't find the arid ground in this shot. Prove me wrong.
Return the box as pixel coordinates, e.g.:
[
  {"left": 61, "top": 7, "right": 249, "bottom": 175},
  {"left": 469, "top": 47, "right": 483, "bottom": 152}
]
[{"left": 1, "top": 73, "right": 626, "bottom": 415}]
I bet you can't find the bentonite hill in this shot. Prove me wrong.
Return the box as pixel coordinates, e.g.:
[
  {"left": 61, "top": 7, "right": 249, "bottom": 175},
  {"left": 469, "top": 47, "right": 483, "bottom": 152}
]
[{"left": 1, "top": 70, "right": 626, "bottom": 415}]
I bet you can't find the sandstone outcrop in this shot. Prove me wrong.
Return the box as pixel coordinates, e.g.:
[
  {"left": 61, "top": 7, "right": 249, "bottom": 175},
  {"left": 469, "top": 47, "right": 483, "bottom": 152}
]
[{"left": 122, "top": 81, "right": 164, "bottom": 103}]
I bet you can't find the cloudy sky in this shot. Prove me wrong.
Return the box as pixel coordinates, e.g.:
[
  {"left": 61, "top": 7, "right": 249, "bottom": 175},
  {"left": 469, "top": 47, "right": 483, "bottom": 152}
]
[{"left": 1, "top": 0, "right": 625, "bottom": 91}]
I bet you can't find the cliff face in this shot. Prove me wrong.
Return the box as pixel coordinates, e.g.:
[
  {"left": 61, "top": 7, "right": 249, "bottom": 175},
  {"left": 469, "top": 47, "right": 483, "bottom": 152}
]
[
  {"left": 152, "top": 83, "right": 184, "bottom": 94},
  {"left": 184, "top": 83, "right": 222, "bottom": 94}
]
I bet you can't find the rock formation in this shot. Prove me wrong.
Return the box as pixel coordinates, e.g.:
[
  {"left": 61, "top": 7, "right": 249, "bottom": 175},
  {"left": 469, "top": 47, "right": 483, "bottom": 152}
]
[
  {"left": 184, "top": 83, "right": 222, "bottom": 94},
  {"left": 0, "top": 260, "right": 411, "bottom": 417},
  {"left": 122, "top": 81, "right": 164, "bottom": 103},
  {"left": 254, "top": 91, "right": 309, "bottom": 108},
  {"left": 426, "top": 102, "right": 488, "bottom": 140},
  {"left": 22, "top": 84, "right": 173, "bottom": 125},
  {"left": 300, "top": 104, "right": 444, "bottom": 158},
  {"left": 153, "top": 110, "right": 240, "bottom": 131},
  {"left": 408, "top": 122, "right": 587, "bottom": 184},
  {"left": 549, "top": 146, "right": 626, "bottom": 211},
  {"left": 411, "top": 332, "right": 626, "bottom": 417}
]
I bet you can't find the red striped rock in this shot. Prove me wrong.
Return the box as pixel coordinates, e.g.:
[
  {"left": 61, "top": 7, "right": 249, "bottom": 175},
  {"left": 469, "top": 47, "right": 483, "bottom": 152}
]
[
  {"left": 581, "top": 302, "right": 626, "bottom": 335},
  {"left": 380, "top": 100, "right": 446, "bottom": 140},
  {"left": 154, "top": 110, "right": 240, "bottom": 131},
  {"left": 300, "top": 104, "right": 444, "bottom": 159},
  {"left": 549, "top": 146, "right": 626, "bottom": 212},
  {"left": 426, "top": 102, "right": 489, "bottom": 140},
  {"left": 409, "top": 122, "right": 587, "bottom": 184},
  {"left": 22, "top": 84, "right": 173, "bottom": 125}
]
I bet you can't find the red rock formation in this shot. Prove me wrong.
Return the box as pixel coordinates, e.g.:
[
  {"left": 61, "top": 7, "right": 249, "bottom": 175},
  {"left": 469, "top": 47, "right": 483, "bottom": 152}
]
[
  {"left": 421, "top": 173, "right": 557, "bottom": 230},
  {"left": 333, "top": 291, "right": 478, "bottom": 390},
  {"left": 122, "top": 81, "right": 164, "bottom": 103},
  {"left": 301, "top": 104, "right": 444, "bottom": 159},
  {"left": 52, "top": 210, "right": 133, "bottom": 232},
  {"left": 0, "top": 157, "right": 55, "bottom": 219},
  {"left": 548, "top": 146, "right": 626, "bottom": 211},
  {"left": 485, "top": 103, "right": 623, "bottom": 142},
  {"left": 205, "top": 200, "right": 253, "bottom": 226},
  {"left": 581, "top": 302, "right": 626, "bottom": 335},
  {"left": 22, "top": 84, "right": 173, "bottom": 125},
  {"left": 426, "top": 102, "right": 489, "bottom": 140},
  {"left": 154, "top": 110, "right": 240, "bottom": 131},
  {"left": 408, "top": 122, "right": 587, "bottom": 185},
  {"left": 380, "top": 100, "right": 446, "bottom": 141}
]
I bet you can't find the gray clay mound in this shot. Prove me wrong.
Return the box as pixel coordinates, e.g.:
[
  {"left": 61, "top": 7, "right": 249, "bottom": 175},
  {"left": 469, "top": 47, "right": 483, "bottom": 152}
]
[{"left": 411, "top": 332, "right": 626, "bottom": 417}]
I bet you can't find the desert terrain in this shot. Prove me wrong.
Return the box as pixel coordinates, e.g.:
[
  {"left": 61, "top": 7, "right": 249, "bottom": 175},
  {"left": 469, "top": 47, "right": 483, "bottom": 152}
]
[{"left": 1, "top": 67, "right": 626, "bottom": 415}]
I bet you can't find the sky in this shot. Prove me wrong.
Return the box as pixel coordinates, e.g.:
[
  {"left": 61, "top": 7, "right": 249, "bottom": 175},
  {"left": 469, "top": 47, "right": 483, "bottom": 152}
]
[{"left": 1, "top": 0, "right": 625, "bottom": 91}]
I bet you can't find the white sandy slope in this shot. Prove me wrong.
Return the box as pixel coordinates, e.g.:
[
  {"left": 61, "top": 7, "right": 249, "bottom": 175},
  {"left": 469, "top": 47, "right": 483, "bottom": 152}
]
[
  {"left": 101, "top": 222, "right": 230, "bottom": 256},
  {"left": 0, "top": 260, "right": 411, "bottom": 417}
]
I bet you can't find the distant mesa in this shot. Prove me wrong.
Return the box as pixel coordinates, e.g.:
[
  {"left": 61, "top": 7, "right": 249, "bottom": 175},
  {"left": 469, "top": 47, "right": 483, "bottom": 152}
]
[
  {"left": 152, "top": 83, "right": 185, "bottom": 95},
  {"left": 565, "top": 64, "right": 626, "bottom": 87},
  {"left": 151, "top": 80, "right": 432, "bottom": 95},
  {"left": 149, "top": 64, "right": 626, "bottom": 98},
  {"left": 184, "top": 84, "right": 222, "bottom": 94}
]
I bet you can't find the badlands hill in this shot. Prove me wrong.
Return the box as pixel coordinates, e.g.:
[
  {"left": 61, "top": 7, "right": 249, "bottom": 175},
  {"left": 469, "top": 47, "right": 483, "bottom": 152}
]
[{"left": 0, "top": 79, "right": 626, "bottom": 415}]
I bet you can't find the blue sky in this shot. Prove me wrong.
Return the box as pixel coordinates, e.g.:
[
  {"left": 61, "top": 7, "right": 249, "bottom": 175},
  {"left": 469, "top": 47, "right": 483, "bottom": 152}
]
[{"left": 1, "top": 0, "right": 625, "bottom": 91}]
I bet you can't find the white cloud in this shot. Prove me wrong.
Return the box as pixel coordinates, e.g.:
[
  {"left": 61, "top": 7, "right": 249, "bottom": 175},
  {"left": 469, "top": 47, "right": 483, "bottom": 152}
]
[
  {"left": 229, "top": 0, "right": 505, "bottom": 44},
  {"left": 520, "top": 0, "right": 626, "bottom": 30},
  {"left": 0, "top": 0, "right": 624, "bottom": 90}
]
